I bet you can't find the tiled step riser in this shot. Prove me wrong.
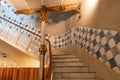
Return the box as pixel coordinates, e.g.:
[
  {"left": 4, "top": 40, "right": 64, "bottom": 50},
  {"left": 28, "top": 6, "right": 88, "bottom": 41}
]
[
  {"left": 53, "top": 67, "right": 89, "bottom": 72},
  {"left": 53, "top": 62, "right": 85, "bottom": 66},
  {"left": 53, "top": 58, "right": 82, "bottom": 62},
  {"left": 53, "top": 73, "right": 96, "bottom": 78}
]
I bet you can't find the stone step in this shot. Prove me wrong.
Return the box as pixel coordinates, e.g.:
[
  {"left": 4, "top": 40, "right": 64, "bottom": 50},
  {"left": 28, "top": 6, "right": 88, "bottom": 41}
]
[
  {"left": 52, "top": 54, "right": 78, "bottom": 58},
  {"left": 53, "top": 66, "right": 89, "bottom": 72},
  {"left": 53, "top": 78, "right": 100, "bottom": 80},
  {"left": 52, "top": 58, "right": 83, "bottom": 62},
  {"left": 53, "top": 61, "right": 85, "bottom": 66},
  {"left": 53, "top": 72, "right": 96, "bottom": 78}
]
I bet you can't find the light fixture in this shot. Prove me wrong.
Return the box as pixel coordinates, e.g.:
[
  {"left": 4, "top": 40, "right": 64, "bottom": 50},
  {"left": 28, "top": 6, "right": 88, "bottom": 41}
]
[{"left": 6, "top": 0, "right": 81, "bottom": 21}]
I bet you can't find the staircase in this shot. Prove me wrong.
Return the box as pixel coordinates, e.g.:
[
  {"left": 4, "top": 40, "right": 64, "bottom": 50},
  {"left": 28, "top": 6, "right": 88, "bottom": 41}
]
[{"left": 52, "top": 54, "right": 101, "bottom": 80}]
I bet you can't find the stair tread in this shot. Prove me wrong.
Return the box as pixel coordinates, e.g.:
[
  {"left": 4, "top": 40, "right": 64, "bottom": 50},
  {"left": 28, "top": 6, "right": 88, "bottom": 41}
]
[
  {"left": 54, "top": 72, "right": 96, "bottom": 73},
  {"left": 52, "top": 57, "right": 83, "bottom": 59},
  {"left": 52, "top": 54, "right": 78, "bottom": 58},
  {"left": 53, "top": 66, "right": 89, "bottom": 67},
  {"left": 52, "top": 60, "right": 84, "bottom": 63},
  {"left": 52, "top": 54, "right": 100, "bottom": 80},
  {"left": 52, "top": 61, "right": 84, "bottom": 64},
  {"left": 52, "top": 54, "right": 77, "bottom": 56},
  {"left": 53, "top": 66, "right": 89, "bottom": 72},
  {"left": 53, "top": 72, "right": 96, "bottom": 78},
  {"left": 53, "top": 62, "right": 85, "bottom": 66},
  {"left": 53, "top": 78, "right": 99, "bottom": 80},
  {"left": 52, "top": 57, "right": 81, "bottom": 58},
  {"left": 53, "top": 58, "right": 83, "bottom": 61}
]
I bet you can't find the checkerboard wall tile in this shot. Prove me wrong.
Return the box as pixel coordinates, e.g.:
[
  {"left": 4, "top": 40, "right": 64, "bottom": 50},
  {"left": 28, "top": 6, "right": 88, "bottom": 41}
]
[
  {"left": 50, "top": 30, "right": 72, "bottom": 48},
  {"left": 74, "top": 26, "right": 120, "bottom": 74}
]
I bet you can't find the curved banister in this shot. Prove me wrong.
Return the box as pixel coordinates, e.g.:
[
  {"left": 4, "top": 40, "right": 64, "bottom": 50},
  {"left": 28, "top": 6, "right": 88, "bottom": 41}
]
[
  {"left": 45, "top": 39, "right": 52, "bottom": 80},
  {"left": 0, "top": 16, "right": 52, "bottom": 80}
]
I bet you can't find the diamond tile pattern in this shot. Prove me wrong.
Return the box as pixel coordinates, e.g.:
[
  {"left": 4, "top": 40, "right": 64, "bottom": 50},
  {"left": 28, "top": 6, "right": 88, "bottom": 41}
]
[
  {"left": 52, "top": 30, "right": 72, "bottom": 48},
  {"left": 74, "top": 26, "right": 120, "bottom": 73}
]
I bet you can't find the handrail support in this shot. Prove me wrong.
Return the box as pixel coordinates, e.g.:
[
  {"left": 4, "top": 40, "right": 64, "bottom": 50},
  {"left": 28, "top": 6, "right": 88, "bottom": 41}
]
[{"left": 39, "top": 45, "right": 47, "bottom": 80}]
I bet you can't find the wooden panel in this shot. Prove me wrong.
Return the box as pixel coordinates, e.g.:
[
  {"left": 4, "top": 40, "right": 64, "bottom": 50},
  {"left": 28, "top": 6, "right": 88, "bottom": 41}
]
[{"left": 0, "top": 68, "right": 48, "bottom": 80}]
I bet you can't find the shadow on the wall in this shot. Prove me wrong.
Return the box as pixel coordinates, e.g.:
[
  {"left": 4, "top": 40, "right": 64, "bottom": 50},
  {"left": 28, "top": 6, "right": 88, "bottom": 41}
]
[{"left": 47, "top": 10, "right": 78, "bottom": 24}]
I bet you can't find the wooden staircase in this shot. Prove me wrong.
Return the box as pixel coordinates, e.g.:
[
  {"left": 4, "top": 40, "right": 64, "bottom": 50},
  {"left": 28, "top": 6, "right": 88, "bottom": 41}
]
[{"left": 52, "top": 54, "right": 101, "bottom": 80}]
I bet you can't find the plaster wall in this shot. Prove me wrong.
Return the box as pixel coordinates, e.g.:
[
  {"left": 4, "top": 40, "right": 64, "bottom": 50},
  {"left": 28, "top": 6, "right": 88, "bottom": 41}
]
[
  {"left": 0, "top": 39, "right": 39, "bottom": 67},
  {"left": 75, "top": 46, "right": 120, "bottom": 80},
  {"left": 46, "top": 0, "right": 120, "bottom": 35},
  {"left": 78, "top": 0, "right": 120, "bottom": 31}
]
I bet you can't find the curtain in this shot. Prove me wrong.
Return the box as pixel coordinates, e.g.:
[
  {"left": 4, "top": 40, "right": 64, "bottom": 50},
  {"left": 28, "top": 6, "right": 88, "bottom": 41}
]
[{"left": 0, "top": 68, "right": 48, "bottom": 80}]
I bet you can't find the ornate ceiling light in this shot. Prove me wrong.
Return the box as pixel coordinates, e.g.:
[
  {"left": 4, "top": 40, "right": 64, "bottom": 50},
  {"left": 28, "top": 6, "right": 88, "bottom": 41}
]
[{"left": 7, "top": 0, "right": 81, "bottom": 21}]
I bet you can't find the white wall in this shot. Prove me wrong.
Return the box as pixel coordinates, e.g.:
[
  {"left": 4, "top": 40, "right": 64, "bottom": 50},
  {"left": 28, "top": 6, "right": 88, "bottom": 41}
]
[
  {"left": 78, "top": 0, "right": 120, "bottom": 31},
  {"left": 0, "top": 39, "right": 39, "bottom": 67}
]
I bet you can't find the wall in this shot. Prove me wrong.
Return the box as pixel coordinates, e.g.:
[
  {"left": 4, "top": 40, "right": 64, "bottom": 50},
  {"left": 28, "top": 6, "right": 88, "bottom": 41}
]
[
  {"left": 78, "top": 0, "right": 120, "bottom": 31},
  {"left": 51, "top": 25, "right": 120, "bottom": 80},
  {"left": 75, "top": 46, "right": 120, "bottom": 80},
  {"left": 0, "top": 39, "right": 39, "bottom": 67},
  {"left": 74, "top": 26, "right": 120, "bottom": 74},
  {"left": 52, "top": 44, "right": 120, "bottom": 80}
]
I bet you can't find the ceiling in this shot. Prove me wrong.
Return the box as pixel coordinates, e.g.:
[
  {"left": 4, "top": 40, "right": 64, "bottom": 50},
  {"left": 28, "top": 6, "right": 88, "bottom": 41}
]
[
  {"left": 3, "top": 0, "right": 120, "bottom": 35},
  {"left": 7, "top": 0, "right": 81, "bottom": 10},
  {"left": 0, "top": 52, "right": 18, "bottom": 67}
]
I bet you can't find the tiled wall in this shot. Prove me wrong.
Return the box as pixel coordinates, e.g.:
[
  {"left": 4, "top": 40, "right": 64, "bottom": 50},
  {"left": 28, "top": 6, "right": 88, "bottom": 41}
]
[
  {"left": 74, "top": 26, "right": 120, "bottom": 74},
  {"left": 50, "top": 30, "right": 72, "bottom": 48},
  {"left": 0, "top": 0, "right": 41, "bottom": 34},
  {"left": 0, "top": 0, "right": 73, "bottom": 49}
]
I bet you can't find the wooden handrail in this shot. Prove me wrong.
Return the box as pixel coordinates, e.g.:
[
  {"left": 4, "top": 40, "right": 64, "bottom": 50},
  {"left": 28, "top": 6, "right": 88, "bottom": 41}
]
[
  {"left": 0, "top": 16, "right": 52, "bottom": 80},
  {"left": 45, "top": 39, "right": 52, "bottom": 80},
  {"left": 0, "top": 16, "right": 41, "bottom": 38}
]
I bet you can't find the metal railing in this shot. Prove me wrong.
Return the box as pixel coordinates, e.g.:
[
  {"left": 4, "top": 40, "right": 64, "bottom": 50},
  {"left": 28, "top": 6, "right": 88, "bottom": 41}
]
[{"left": 0, "top": 16, "right": 53, "bottom": 80}]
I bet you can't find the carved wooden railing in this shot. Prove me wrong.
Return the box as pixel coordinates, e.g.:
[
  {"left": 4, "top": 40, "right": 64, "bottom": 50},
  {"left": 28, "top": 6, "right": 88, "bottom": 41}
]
[{"left": 0, "top": 16, "right": 52, "bottom": 80}]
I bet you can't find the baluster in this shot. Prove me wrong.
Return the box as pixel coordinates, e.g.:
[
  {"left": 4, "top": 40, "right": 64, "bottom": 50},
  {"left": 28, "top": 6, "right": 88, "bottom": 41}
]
[
  {"left": 15, "top": 28, "right": 22, "bottom": 45},
  {"left": 26, "top": 33, "right": 33, "bottom": 52},
  {"left": 26, "top": 27, "right": 38, "bottom": 54}
]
